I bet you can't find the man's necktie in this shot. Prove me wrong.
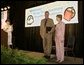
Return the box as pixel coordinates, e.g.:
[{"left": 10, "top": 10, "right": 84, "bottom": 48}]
[{"left": 45, "top": 19, "right": 47, "bottom": 26}]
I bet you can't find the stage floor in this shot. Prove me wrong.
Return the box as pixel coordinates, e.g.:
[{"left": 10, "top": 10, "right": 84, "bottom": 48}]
[{"left": 21, "top": 51, "right": 83, "bottom": 64}]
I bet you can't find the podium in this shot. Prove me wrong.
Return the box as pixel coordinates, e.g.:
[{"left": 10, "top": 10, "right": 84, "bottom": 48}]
[{"left": 1, "top": 29, "right": 8, "bottom": 48}]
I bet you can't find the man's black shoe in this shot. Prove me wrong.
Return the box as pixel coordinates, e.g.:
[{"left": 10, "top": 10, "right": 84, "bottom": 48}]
[{"left": 44, "top": 55, "right": 50, "bottom": 59}]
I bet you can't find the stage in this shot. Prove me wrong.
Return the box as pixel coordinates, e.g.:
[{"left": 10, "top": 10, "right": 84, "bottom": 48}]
[{"left": 21, "top": 51, "right": 83, "bottom": 64}]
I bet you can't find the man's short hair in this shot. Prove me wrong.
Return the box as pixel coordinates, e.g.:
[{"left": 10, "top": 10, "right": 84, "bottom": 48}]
[
  {"left": 56, "top": 14, "right": 62, "bottom": 20},
  {"left": 45, "top": 11, "right": 49, "bottom": 14}
]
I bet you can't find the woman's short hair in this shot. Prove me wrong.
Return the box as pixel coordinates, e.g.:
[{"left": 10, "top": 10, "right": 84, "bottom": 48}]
[{"left": 56, "top": 14, "right": 62, "bottom": 20}]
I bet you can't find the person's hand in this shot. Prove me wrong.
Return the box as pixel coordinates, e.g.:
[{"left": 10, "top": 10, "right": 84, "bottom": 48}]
[
  {"left": 3, "top": 26, "right": 8, "bottom": 32},
  {"left": 48, "top": 31, "right": 51, "bottom": 34}
]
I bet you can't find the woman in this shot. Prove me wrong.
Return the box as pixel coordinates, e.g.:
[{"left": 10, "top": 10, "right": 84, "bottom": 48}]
[
  {"left": 55, "top": 14, "right": 65, "bottom": 63},
  {"left": 3, "top": 19, "right": 13, "bottom": 48}
]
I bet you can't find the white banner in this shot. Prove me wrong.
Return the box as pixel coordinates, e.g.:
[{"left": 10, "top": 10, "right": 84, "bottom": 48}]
[{"left": 25, "top": 1, "right": 78, "bottom": 27}]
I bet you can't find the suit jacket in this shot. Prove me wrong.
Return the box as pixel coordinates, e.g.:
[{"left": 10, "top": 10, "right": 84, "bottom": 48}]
[{"left": 40, "top": 18, "right": 55, "bottom": 39}]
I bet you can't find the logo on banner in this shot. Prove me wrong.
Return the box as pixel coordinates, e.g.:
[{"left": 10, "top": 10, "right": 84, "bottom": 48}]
[
  {"left": 27, "top": 15, "right": 34, "bottom": 25},
  {"left": 64, "top": 7, "right": 76, "bottom": 21}
]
